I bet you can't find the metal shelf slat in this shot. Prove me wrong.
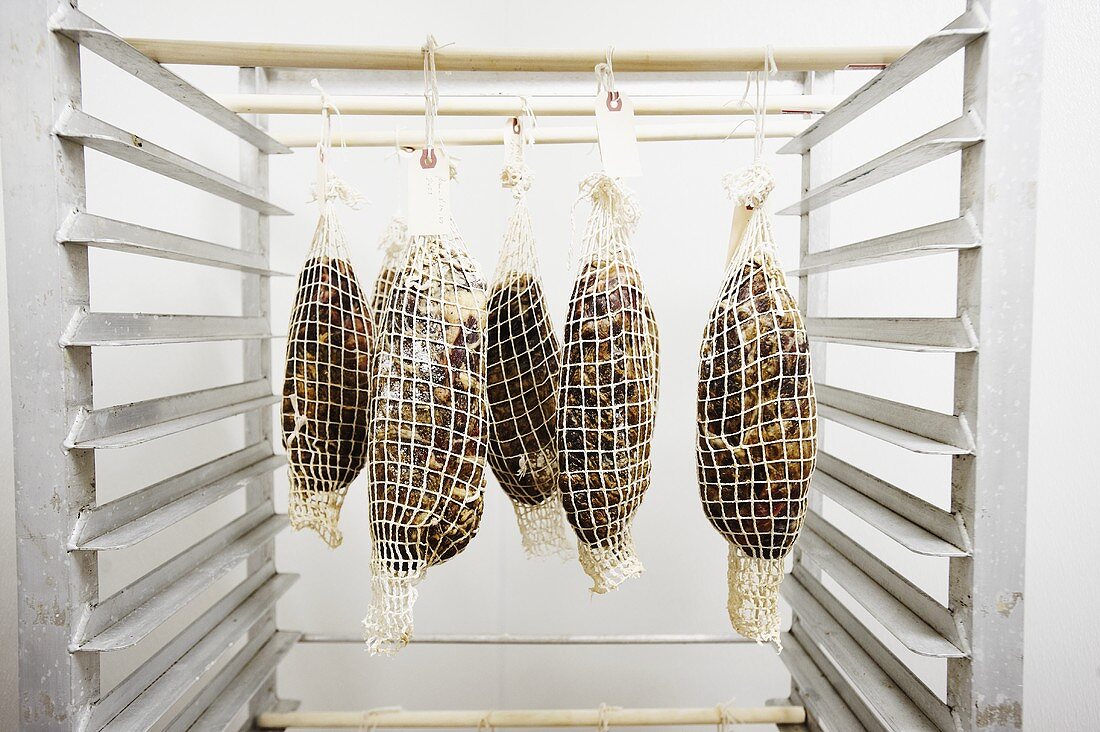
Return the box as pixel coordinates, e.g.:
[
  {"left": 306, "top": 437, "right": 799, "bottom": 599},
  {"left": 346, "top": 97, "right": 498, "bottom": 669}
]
[
  {"left": 814, "top": 452, "right": 968, "bottom": 556},
  {"left": 50, "top": 7, "right": 289, "bottom": 154},
  {"left": 800, "top": 513, "right": 965, "bottom": 658},
  {"left": 785, "top": 573, "right": 953, "bottom": 732},
  {"left": 65, "top": 379, "right": 277, "bottom": 449},
  {"left": 87, "top": 569, "right": 295, "bottom": 731},
  {"left": 816, "top": 383, "right": 974, "bottom": 455},
  {"left": 58, "top": 212, "right": 291, "bottom": 275},
  {"left": 777, "top": 113, "right": 984, "bottom": 216},
  {"left": 61, "top": 309, "right": 273, "bottom": 346},
  {"left": 779, "top": 8, "right": 988, "bottom": 155},
  {"left": 176, "top": 631, "right": 300, "bottom": 732},
  {"left": 74, "top": 445, "right": 285, "bottom": 550},
  {"left": 76, "top": 509, "right": 288, "bottom": 652},
  {"left": 780, "top": 634, "right": 865, "bottom": 732},
  {"left": 54, "top": 107, "right": 291, "bottom": 215},
  {"left": 789, "top": 214, "right": 980, "bottom": 276},
  {"left": 806, "top": 316, "right": 976, "bottom": 352}
]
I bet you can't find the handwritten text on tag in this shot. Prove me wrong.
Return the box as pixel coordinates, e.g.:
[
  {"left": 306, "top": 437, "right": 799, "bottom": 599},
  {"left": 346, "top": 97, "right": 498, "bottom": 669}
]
[{"left": 407, "top": 150, "right": 452, "bottom": 235}]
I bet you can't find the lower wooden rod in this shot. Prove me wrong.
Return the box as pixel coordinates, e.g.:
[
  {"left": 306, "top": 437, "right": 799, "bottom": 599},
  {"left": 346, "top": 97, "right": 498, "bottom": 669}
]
[
  {"left": 215, "top": 93, "right": 841, "bottom": 116},
  {"left": 256, "top": 706, "right": 806, "bottom": 728},
  {"left": 276, "top": 119, "right": 809, "bottom": 148}
]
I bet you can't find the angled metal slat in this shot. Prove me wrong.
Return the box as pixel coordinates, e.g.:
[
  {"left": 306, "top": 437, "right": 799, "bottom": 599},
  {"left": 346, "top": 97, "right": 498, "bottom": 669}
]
[
  {"left": 87, "top": 568, "right": 295, "bottom": 731},
  {"left": 76, "top": 509, "right": 288, "bottom": 651},
  {"left": 61, "top": 309, "right": 273, "bottom": 346},
  {"left": 779, "top": 8, "right": 988, "bottom": 155},
  {"left": 816, "top": 383, "right": 974, "bottom": 455},
  {"left": 176, "top": 631, "right": 300, "bottom": 732},
  {"left": 814, "top": 452, "right": 968, "bottom": 556},
  {"left": 788, "top": 214, "right": 980, "bottom": 276},
  {"left": 65, "top": 379, "right": 277, "bottom": 449},
  {"left": 74, "top": 445, "right": 285, "bottom": 550},
  {"left": 801, "top": 512, "right": 965, "bottom": 658},
  {"left": 780, "top": 634, "right": 865, "bottom": 732},
  {"left": 58, "top": 212, "right": 291, "bottom": 275},
  {"left": 49, "top": 7, "right": 289, "bottom": 154},
  {"left": 785, "top": 573, "right": 953, "bottom": 732},
  {"left": 806, "top": 316, "right": 977, "bottom": 352},
  {"left": 777, "top": 113, "right": 984, "bottom": 216},
  {"left": 54, "top": 107, "right": 290, "bottom": 215}
]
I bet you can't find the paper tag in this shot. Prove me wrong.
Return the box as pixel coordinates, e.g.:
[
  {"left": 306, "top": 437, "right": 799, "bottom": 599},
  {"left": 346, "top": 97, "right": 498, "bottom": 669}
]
[
  {"left": 595, "top": 91, "right": 641, "bottom": 177},
  {"left": 407, "top": 149, "right": 451, "bottom": 235}
]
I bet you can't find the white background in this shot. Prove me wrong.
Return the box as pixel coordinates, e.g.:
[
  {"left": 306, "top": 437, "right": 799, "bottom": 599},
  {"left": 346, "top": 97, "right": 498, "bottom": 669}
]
[{"left": 1, "top": 0, "right": 1097, "bottom": 729}]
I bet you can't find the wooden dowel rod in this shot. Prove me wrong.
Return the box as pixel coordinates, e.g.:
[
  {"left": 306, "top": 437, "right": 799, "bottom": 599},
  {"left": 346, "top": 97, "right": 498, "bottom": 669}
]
[
  {"left": 214, "top": 93, "right": 841, "bottom": 116},
  {"left": 298, "top": 632, "right": 756, "bottom": 644},
  {"left": 126, "top": 38, "right": 906, "bottom": 72},
  {"left": 276, "top": 119, "right": 809, "bottom": 148},
  {"left": 256, "top": 706, "right": 807, "bottom": 729}
]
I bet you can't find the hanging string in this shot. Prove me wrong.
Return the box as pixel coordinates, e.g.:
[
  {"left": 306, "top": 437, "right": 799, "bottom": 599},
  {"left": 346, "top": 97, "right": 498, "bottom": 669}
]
[
  {"left": 596, "top": 703, "right": 622, "bottom": 732},
  {"left": 358, "top": 706, "right": 403, "bottom": 732},
  {"left": 476, "top": 711, "right": 496, "bottom": 731},
  {"left": 308, "top": 78, "right": 366, "bottom": 209},
  {"left": 715, "top": 698, "right": 741, "bottom": 732},
  {"left": 422, "top": 34, "right": 441, "bottom": 157},
  {"left": 501, "top": 97, "right": 537, "bottom": 197},
  {"left": 721, "top": 46, "right": 777, "bottom": 210},
  {"left": 594, "top": 45, "right": 617, "bottom": 97}
]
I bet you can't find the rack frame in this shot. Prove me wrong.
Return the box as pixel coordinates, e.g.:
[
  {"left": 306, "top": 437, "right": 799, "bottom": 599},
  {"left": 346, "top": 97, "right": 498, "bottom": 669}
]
[{"left": 0, "top": 0, "right": 1041, "bottom": 729}]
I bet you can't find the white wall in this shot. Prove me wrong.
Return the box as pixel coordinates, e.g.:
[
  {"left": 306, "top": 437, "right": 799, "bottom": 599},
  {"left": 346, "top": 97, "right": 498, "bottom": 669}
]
[
  {"left": 1024, "top": 0, "right": 1100, "bottom": 727},
  {"left": 1, "top": 0, "right": 1096, "bottom": 729}
]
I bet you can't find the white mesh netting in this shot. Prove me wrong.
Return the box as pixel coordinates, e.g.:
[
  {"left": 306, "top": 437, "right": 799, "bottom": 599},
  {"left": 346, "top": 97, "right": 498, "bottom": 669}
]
[
  {"left": 371, "top": 215, "right": 413, "bottom": 322},
  {"left": 559, "top": 173, "right": 660, "bottom": 593},
  {"left": 363, "top": 220, "right": 489, "bottom": 655},
  {"left": 486, "top": 147, "right": 572, "bottom": 559},
  {"left": 281, "top": 132, "right": 372, "bottom": 550},
  {"left": 696, "top": 161, "right": 818, "bottom": 646}
]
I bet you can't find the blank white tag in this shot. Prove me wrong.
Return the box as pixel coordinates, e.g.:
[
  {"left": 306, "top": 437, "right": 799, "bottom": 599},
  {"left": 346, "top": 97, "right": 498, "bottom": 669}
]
[
  {"left": 407, "top": 149, "right": 451, "bottom": 235},
  {"left": 595, "top": 92, "right": 641, "bottom": 178}
]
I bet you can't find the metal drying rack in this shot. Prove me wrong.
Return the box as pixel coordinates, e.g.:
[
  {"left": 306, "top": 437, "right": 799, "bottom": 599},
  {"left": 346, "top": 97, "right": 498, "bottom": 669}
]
[{"left": 0, "top": 0, "right": 1041, "bottom": 729}]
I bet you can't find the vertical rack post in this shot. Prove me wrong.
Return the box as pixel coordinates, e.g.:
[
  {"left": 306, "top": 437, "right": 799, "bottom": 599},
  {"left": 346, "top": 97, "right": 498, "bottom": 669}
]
[
  {"left": 0, "top": 0, "right": 99, "bottom": 727},
  {"left": 949, "top": 0, "right": 1042, "bottom": 728},
  {"left": 796, "top": 69, "right": 833, "bottom": 532},
  {"left": 239, "top": 65, "right": 280, "bottom": 718}
]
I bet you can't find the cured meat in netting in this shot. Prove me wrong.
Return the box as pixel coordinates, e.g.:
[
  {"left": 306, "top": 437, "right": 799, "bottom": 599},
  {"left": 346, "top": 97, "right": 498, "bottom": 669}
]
[
  {"left": 559, "top": 173, "right": 660, "bottom": 593},
  {"left": 364, "top": 223, "right": 489, "bottom": 654},
  {"left": 696, "top": 162, "right": 817, "bottom": 646},
  {"left": 486, "top": 153, "right": 570, "bottom": 558},
  {"left": 282, "top": 184, "right": 373, "bottom": 550}
]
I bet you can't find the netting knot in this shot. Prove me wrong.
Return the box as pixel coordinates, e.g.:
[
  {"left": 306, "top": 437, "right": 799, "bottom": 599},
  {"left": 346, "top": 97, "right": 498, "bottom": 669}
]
[
  {"left": 577, "top": 172, "right": 641, "bottom": 231},
  {"left": 311, "top": 173, "right": 367, "bottom": 209},
  {"left": 723, "top": 162, "right": 774, "bottom": 209},
  {"left": 500, "top": 160, "right": 534, "bottom": 195},
  {"left": 377, "top": 216, "right": 409, "bottom": 258}
]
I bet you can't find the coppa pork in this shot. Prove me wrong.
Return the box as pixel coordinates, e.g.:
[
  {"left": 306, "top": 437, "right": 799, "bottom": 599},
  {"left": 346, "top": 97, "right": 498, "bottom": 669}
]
[
  {"left": 696, "top": 162, "right": 817, "bottom": 646},
  {"left": 364, "top": 229, "right": 488, "bottom": 655},
  {"left": 559, "top": 173, "right": 660, "bottom": 594},
  {"left": 485, "top": 158, "right": 569, "bottom": 558},
  {"left": 282, "top": 213, "right": 373, "bottom": 550}
]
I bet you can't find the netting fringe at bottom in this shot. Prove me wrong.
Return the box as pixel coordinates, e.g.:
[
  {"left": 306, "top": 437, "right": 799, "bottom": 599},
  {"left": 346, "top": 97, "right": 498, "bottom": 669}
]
[
  {"left": 727, "top": 544, "right": 784, "bottom": 650},
  {"left": 363, "top": 567, "right": 422, "bottom": 656},
  {"left": 513, "top": 494, "right": 574, "bottom": 561},
  {"left": 578, "top": 531, "right": 645, "bottom": 594},
  {"left": 288, "top": 484, "right": 344, "bottom": 549}
]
